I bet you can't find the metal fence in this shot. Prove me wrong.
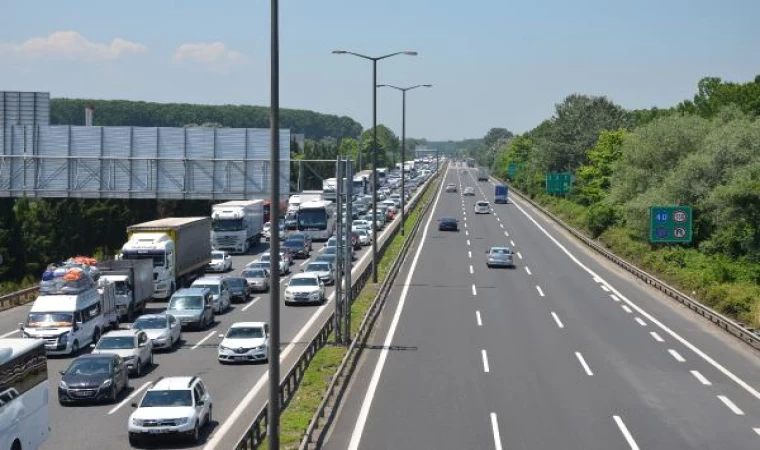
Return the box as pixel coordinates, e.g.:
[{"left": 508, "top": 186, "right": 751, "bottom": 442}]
[{"left": 0, "top": 125, "right": 290, "bottom": 199}]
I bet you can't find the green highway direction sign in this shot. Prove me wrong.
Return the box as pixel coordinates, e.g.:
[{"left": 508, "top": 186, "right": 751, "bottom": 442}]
[
  {"left": 649, "top": 206, "right": 693, "bottom": 243},
  {"left": 546, "top": 172, "right": 572, "bottom": 194}
]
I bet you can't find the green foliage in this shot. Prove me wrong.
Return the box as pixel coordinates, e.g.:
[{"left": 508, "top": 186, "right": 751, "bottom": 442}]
[
  {"left": 575, "top": 130, "right": 626, "bottom": 205},
  {"left": 358, "top": 125, "right": 400, "bottom": 169}
]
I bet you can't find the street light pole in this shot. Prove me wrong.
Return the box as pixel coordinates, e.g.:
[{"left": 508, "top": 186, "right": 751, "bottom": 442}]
[
  {"left": 332, "top": 49, "right": 418, "bottom": 284},
  {"left": 377, "top": 84, "right": 432, "bottom": 237}
]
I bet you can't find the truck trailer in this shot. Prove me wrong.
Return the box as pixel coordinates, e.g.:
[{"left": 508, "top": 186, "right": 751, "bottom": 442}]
[
  {"left": 211, "top": 200, "right": 265, "bottom": 254},
  {"left": 121, "top": 217, "right": 211, "bottom": 300}
]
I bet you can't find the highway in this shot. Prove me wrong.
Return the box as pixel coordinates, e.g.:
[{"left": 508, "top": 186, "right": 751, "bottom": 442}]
[
  {"left": 0, "top": 176, "right": 431, "bottom": 450},
  {"left": 323, "top": 163, "right": 760, "bottom": 450}
]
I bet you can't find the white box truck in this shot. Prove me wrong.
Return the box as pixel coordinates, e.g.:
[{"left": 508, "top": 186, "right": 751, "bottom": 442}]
[
  {"left": 21, "top": 280, "right": 118, "bottom": 355},
  {"left": 120, "top": 217, "right": 212, "bottom": 300},
  {"left": 99, "top": 259, "right": 154, "bottom": 321},
  {"left": 477, "top": 167, "right": 489, "bottom": 181},
  {"left": 211, "top": 200, "right": 264, "bottom": 254}
]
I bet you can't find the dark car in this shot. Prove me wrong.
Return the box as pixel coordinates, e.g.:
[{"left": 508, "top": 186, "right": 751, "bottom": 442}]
[
  {"left": 283, "top": 237, "right": 310, "bottom": 258},
  {"left": 438, "top": 217, "right": 459, "bottom": 231},
  {"left": 288, "top": 232, "right": 313, "bottom": 251},
  {"left": 284, "top": 213, "right": 298, "bottom": 230},
  {"left": 58, "top": 354, "right": 129, "bottom": 405},
  {"left": 224, "top": 276, "right": 250, "bottom": 303}
]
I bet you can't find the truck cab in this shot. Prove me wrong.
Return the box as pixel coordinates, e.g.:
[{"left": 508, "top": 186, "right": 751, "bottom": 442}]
[{"left": 121, "top": 232, "right": 176, "bottom": 300}]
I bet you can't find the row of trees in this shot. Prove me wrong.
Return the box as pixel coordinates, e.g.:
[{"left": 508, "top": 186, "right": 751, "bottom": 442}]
[{"left": 470, "top": 76, "right": 760, "bottom": 325}]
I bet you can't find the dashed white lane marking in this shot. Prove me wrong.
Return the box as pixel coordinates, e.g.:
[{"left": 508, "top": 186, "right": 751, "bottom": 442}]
[
  {"left": 610, "top": 294, "right": 621, "bottom": 302},
  {"left": 593, "top": 276, "right": 602, "bottom": 283},
  {"left": 551, "top": 312, "right": 564, "bottom": 329},
  {"left": 465, "top": 223, "right": 468, "bottom": 228},
  {"left": 753, "top": 428, "right": 760, "bottom": 436},
  {"left": 500, "top": 223, "right": 504, "bottom": 229},
  {"left": 241, "top": 296, "right": 261, "bottom": 312},
  {"left": 621, "top": 304, "right": 633, "bottom": 314},
  {"left": 536, "top": 285, "right": 545, "bottom": 297},
  {"left": 525, "top": 267, "right": 532, "bottom": 275},
  {"left": 472, "top": 284, "right": 477, "bottom": 296},
  {"left": 650, "top": 331, "right": 665, "bottom": 342},
  {"left": 575, "top": 352, "right": 594, "bottom": 376},
  {"left": 192, "top": 330, "right": 217, "bottom": 350},
  {"left": 601, "top": 285, "right": 610, "bottom": 292},
  {"left": 516, "top": 252, "right": 522, "bottom": 260},
  {"left": 476, "top": 310, "right": 482, "bottom": 326},
  {"left": 481, "top": 350, "right": 490, "bottom": 373},
  {"left": 0, "top": 330, "right": 19, "bottom": 338},
  {"left": 469, "top": 265, "right": 474, "bottom": 274},
  {"left": 613, "top": 416, "right": 640, "bottom": 450},
  {"left": 504, "top": 231, "right": 509, "bottom": 236},
  {"left": 468, "top": 251, "right": 472, "bottom": 259},
  {"left": 109, "top": 381, "right": 151, "bottom": 415},
  {"left": 467, "top": 239, "right": 471, "bottom": 246},
  {"left": 668, "top": 349, "right": 686, "bottom": 362},
  {"left": 691, "top": 370, "right": 712, "bottom": 385},
  {"left": 465, "top": 230, "right": 469, "bottom": 236},
  {"left": 510, "top": 239, "right": 515, "bottom": 247},
  {"left": 718, "top": 395, "right": 745, "bottom": 415},
  {"left": 635, "top": 317, "right": 647, "bottom": 327},
  {"left": 490, "top": 413, "right": 503, "bottom": 450},
  {"left": 497, "top": 217, "right": 501, "bottom": 222}
]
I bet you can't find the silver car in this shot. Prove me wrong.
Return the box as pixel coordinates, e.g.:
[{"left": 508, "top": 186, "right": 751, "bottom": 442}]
[
  {"left": 486, "top": 247, "right": 515, "bottom": 268},
  {"left": 242, "top": 268, "right": 270, "bottom": 293},
  {"left": 474, "top": 200, "right": 491, "bottom": 214},
  {"left": 302, "top": 261, "right": 335, "bottom": 285},
  {"left": 131, "top": 313, "right": 182, "bottom": 351}
]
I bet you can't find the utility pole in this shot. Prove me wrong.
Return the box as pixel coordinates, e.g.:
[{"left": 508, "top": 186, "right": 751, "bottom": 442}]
[
  {"left": 334, "top": 156, "right": 344, "bottom": 343},
  {"left": 344, "top": 159, "right": 354, "bottom": 345}
]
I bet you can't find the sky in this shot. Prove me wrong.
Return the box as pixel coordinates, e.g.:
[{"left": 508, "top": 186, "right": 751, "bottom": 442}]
[{"left": 1, "top": 0, "right": 758, "bottom": 141}]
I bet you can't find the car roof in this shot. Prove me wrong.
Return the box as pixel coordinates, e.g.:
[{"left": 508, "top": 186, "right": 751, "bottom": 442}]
[
  {"left": 489, "top": 247, "right": 512, "bottom": 252},
  {"left": 134, "top": 313, "right": 171, "bottom": 321},
  {"left": 194, "top": 277, "right": 223, "bottom": 283},
  {"left": 74, "top": 353, "right": 118, "bottom": 361},
  {"left": 229, "top": 321, "right": 267, "bottom": 329},
  {"left": 291, "top": 272, "right": 320, "bottom": 279},
  {"left": 102, "top": 329, "right": 139, "bottom": 337},
  {"left": 150, "top": 376, "right": 197, "bottom": 391},
  {"left": 174, "top": 287, "right": 209, "bottom": 296}
]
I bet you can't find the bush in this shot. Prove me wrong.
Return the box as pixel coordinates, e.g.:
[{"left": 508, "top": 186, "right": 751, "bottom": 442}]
[{"left": 585, "top": 203, "right": 618, "bottom": 238}]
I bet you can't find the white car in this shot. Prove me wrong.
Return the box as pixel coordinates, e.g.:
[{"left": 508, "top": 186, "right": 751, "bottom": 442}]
[
  {"left": 217, "top": 322, "right": 270, "bottom": 363},
  {"left": 191, "top": 277, "right": 232, "bottom": 314},
  {"left": 91, "top": 329, "right": 153, "bottom": 376},
  {"left": 381, "top": 200, "right": 398, "bottom": 214},
  {"left": 263, "top": 221, "right": 286, "bottom": 241},
  {"left": 207, "top": 250, "right": 232, "bottom": 272},
  {"left": 258, "top": 252, "right": 290, "bottom": 275},
  {"left": 303, "top": 261, "right": 335, "bottom": 285},
  {"left": 352, "top": 219, "right": 372, "bottom": 232},
  {"left": 354, "top": 229, "right": 371, "bottom": 246},
  {"left": 474, "top": 200, "right": 491, "bottom": 214},
  {"left": 128, "top": 376, "right": 212, "bottom": 446},
  {"left": 284, "top": 273, "right": 325, "bottom": 305},
  {"left": 463, "top": 187, "right": 476, "bottom": 196},
  {"left": 131, "top": 313, "right": 182, "bottom": 351},
  {"left": 389, "top": 194, "right": 402, "bottom": 208}
]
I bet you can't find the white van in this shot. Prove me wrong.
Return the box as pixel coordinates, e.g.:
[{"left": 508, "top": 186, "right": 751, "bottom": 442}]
[
  {"left": 191, "top": 277, "right": 231, "bottom": 314},
  {"left": 21, "top": 281, "right": 118, "bottom": 356}
]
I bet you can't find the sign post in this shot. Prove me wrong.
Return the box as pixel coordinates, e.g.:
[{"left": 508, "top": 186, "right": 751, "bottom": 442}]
[{"left": 649, "top": 206, "right": 693, "bottom": 244}]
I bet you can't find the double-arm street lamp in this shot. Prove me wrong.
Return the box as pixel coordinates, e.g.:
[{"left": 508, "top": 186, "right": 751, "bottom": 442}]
[
  {"left": 377, "top": 84, "right": 432, "bottom": 236},
  {"left": 332, "top": 49, "right": 418, "bottom": 283}
]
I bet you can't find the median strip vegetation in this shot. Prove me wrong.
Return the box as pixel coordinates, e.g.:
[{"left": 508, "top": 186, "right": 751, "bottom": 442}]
[{"left": 262, "top": 175, "right": 440, "bottom": 449}]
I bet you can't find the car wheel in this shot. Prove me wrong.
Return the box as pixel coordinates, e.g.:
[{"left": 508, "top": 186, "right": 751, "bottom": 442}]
[
  {"left": 128, "top": 433, "right": 140, "bottom": 447},
  {"left": 134, "top": 359, "right": 142, "bottom": 377},
  {"left": 206, "top": 405, "right": 213, "bottom": 426},
  {"left": 109, "top": 385, "right": 118, "bottom": 403},
  {"left": 92, "top": 328, "right": 101, "bottom": 346},
  {"left": 148, "top": 353, "right": 154, "bottom": 366},
  {"left": 191, "top": 422, "right": 200, "bottom": 444},
  {"left": 71, "top": 340, "right": 80, "bottom": 356}
]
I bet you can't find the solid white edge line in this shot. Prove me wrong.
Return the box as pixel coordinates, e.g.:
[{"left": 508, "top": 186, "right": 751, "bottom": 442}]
[
  {"left": 613, "top": 415, "right": 640, "bottom": 450},
  {"left": 551, "top": 311, "right": 564, "bottom": 329},
  {"left": 506, "top": 194, "right": 760, "bottom": 400},
  {"left": 192, "top": 330, "right": 217, "bottom": 350},
  {"left": 536, "top": 285, "right": 545, "bottom": 297},
  {"left": 472, "top": 284, "right": 477, "bottom": 296},
  {"left": 575, "top": 351, "right": 594, "bottom": 376},
  {"left": 346, "top": 166, "right": 448, "bottom": 450},
  {"left": 717, "top": 395, "right": 745, "bottom": 415},
  {"left": 650, "top": 331, "right": 665, "bottom": 342},
  {"left": 476, "top": 310, "right": 483, "bottom": 326},
  {"left": 490, "top": 413, "right": 503, "bottom": 450},
  {"left": 621, "top": 304, "right": 633, "bottom": 314},
  {"left": 668, "top": 349, "right": 686, "bottom": 362},
  {"left": 0, "top": 329, "right": 19, "bottom": 338},
  {"left": 241, "top": 296, "right": 261, "bottom": 312},
  {"left": 690, "top": 370, "right": 712, "bottom": 385},
  {"left": 109, "top": 381, "right": 151, "bottom": 415},
  {"left": 481, "top": 349, "right": 490, "bottom": 373},
  {"left": 525, "top": 267, "right": 532, "bottom": 275},
  {"left": 635, "top": 317, "right": 647, "bottom": 327}
]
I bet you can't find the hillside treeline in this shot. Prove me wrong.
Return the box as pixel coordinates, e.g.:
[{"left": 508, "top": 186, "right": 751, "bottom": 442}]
[{"left": 471, "top": 75, "right": 760, "bottom": 326}]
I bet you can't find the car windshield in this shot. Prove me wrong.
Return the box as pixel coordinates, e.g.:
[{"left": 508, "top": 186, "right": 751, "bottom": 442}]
[
  {"left": 284, "top": 239, "right": 302, "bottom": 247},
  {"left": 65, "top": 359, "right": 112, "bottom": 376},
  {"left": 212, "top": 252, "right": 225, "bottom": 260},
  {"left": 26, "top": 312, "right": 73, "bottom": 327},
  {"left": 289, "top": 277, "right": 318, "bottom": 287},
  {"left": 477, "top": 202, "right": 489, "bottom": 206},
  {"left": 247, "top": 263, "right": 269, "bottom": 271},
  {"left": 133, "top": 317, "right": 167, "bottom": 330},
  {"left": 242, "top": 269, "right": 266, "bottom": 278},
  {"left": 306, "top": 263, "right": 330, "bottom": 272},
  {"left": 97, "top": 336, "right": 135, "bottom": 350},
  {"left": 226, "top": 327, "right": 264, "bottom": 339},
  {"left": 323, "top": 247, "right": 337, "bottom": 255},
  {"left": 226, "top": 278, "right": 245, "bottom": 288},
  {"left": 317, "top": 255, "right": 335, "bottom": 263},
  {"left": 491, "top": 248, "right": 511, "bottom": 255},
  {"left": 194, "top": 283, "right": 220, "bottom": 294},
  {"left": 140, "top": 390, "right": 193, "bottom": 408},
  {"left": 169, "top": 296, "right": 203, "bottom": 310},
  {"left": 442, "top": 217, "right": 456, "bottom": 223}
]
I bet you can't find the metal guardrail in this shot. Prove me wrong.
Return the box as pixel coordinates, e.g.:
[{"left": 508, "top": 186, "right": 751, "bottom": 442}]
[
  {"left": 298, "top": 167, "right": 443, "bottom": 450},
  {"left": 497, "top": 177, "right": 760, "bottom": 351},
  {"left": 233, "top": 168, "right": 444, "bottom": 450},
  {"left": 0, "top": 286, "right": 40, "bottom": 311}
]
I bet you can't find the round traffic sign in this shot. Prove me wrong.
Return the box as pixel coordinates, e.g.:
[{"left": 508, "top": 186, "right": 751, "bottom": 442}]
[
  {"left": 673, "top": 210, "right": 688, "bottom": 223},
  {"left": 674, "top": 227, "right": 686, "bottom": 238},
  {"left": 655, "top": 227, "right": 668, "bottom": 239}
]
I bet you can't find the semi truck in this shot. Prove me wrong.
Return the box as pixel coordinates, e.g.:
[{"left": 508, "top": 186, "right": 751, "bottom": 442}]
[
  {"left": 494, "top": 184, "right": 508, "bottom": 204},
  {"left": 211, "top": 200, "right": 265, "bottom": 254},
  {"left": 477, "top": 167, "right": 489, "bottom": 181},
  {"left": 99, "top": 259, "right": 154, "bottom": 320},
  {"left": 120, "top": 217, "right": 211, "bottom": 300}
]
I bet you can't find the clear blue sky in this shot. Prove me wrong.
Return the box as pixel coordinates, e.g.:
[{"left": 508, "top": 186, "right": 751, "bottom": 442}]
[{"left": 1, "top": 0, "right": 758, "bottom": 141}]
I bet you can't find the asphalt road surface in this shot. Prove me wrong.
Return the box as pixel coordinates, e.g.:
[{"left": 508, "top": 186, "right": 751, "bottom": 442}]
[{"left": 323, "top": 164, "right": 760, "bottom": 450}]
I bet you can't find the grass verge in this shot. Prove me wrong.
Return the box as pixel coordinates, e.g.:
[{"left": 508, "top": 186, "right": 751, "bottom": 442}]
[{"left": 261, "top": 174, "right": 441, "bottom": 449}]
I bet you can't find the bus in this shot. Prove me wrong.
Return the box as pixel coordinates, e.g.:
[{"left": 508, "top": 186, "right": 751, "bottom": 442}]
[
  {"left": 354, "top": 170, "right": 374, "bottom": 196},
  {"left": 0, "top": 339, "right": 50, "bottom": 450},
  {"left": 296, "top": 200, "right": 335, "bottom": 241},
  {"left": 376, "top": 168, "right": 387, "bottom": 187}
]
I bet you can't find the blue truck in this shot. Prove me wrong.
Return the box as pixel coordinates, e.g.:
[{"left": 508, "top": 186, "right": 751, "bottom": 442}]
[{"left": 494, "top": 185, "right": 508, "bottom": 204}]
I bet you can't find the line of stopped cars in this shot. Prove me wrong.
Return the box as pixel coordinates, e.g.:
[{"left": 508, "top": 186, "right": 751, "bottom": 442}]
[{"left": 439, "top": 181, "right": 516, "bottom": 269}]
